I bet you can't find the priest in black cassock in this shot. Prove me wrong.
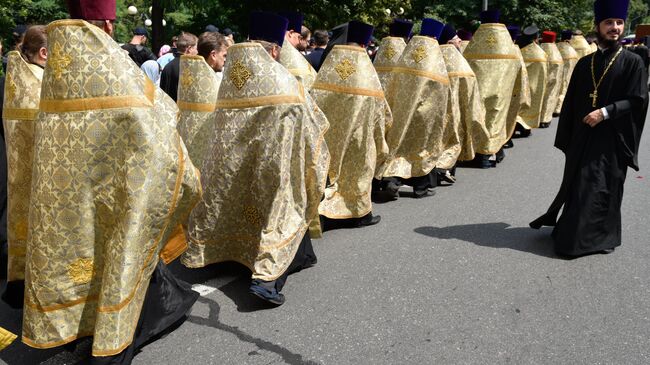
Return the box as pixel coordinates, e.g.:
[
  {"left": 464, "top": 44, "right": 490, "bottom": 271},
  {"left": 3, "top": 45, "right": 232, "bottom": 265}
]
[{"left": 530, "top": 0, "right": 648, "bottom": 258}]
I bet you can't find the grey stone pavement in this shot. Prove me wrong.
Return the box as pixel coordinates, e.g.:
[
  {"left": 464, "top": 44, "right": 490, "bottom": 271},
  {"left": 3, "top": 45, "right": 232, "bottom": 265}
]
[{"left": 2, "top": 114, "right": 650, "bottom": 364}]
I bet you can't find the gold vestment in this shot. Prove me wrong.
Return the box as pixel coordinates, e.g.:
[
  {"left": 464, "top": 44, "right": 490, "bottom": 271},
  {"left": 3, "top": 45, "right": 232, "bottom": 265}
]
[
  {"left": 3, "top": 51, "right": 42, "bottom": 282},
  {"left": 312, "top": 45, "right": 391, "bottom": 219},
  {"left": 460, "top": 41, "right": 469, "bottom": 54},
  {"left": 505, "top": 45, "right": 532, "bottom": 140},
  {"left": 590, "top": 42, "right": 597, "bottom": 53},
  {"left": 570, "top": 35, "right": 592, "bottom": 58},
  {"left": 517, "top": 42, "right": 548, "bottom": 129},
  {"left": 440, "top": 45, "right": 491, "bottom": 162},
  {"left": 177, "top": 55, "right": 220, "bottom": 167},
  {"left": 280, "top": 38, "right": 318, "bottom": 89},
  {"left": 540, "top": 42, "right": 564, "bottom": 123},
  {"left": 374, "top": 36, "right": 407, "bottom": 90},
  {"left": 182, "top": 43, "right": 328, "bottom": 280},
  {"left": 554, "top": 42, "right": 579, "bottom": 114},
  {"left": 382, "top": 36, "right": 450, "bottom": 176},
  {"left": 463, "top": 23, "right": 520, "bottom": 153},
  {"left": 22, "top": 20, "right": 201, "bottom": 356}
]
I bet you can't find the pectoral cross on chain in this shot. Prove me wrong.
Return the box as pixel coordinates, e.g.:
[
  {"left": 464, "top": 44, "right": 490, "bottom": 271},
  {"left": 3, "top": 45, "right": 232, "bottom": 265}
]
[{"left": 590, "top": 91, "right": 598, "bottom": 107}]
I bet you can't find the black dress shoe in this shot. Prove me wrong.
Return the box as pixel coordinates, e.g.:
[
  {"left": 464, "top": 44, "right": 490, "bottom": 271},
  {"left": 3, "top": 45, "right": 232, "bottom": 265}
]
[
  {"left": 503, "top": 139, "right": 514, "bottom": 148},
  {"left": 600, "top": 248, "right": 615, "bottom": 254},
  {"left": 520, "top": 129, "right": 532, "bottom": 137},
  {"left": 357, "top": 213, "right": 381, "bottom": 227},
  {"left": 495, "top": 149, "right": 505, "bottom": 163},
  {"left": 249, "top": 280, "right": 285, "bottom": 306},
  {"left": 552, "top": 112, "right": 560, "bottom": 117},
  {"left": 539, "top": 122, "right": 551, "bottom": 128}
]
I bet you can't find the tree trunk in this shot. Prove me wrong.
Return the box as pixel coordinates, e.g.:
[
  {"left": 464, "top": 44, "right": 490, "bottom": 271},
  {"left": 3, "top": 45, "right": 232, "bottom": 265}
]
[{"left": 151, "top": 0, "right": 164, "bottom": 55}]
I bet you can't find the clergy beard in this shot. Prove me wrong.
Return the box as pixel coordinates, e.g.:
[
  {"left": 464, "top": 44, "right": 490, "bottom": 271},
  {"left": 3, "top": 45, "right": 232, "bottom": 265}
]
[{"left": 596, "top": 29, "right": 621, "bottom": 50}]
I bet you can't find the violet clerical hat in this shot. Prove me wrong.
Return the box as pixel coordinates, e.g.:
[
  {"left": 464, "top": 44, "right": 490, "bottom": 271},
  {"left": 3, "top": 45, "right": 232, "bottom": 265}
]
[
  {"left": 457, "top": 29, "right": 473, "bottom": 41},
  {"left": 561, "top": 30, "right": 573, "bottom": 41},
  {"left": 594, "top": 0, "right": 630, "bottom": 24},
  {"left": 439, "top": 23, "right": 457, "bottom": 44},
  {"left": 67, "top": 0, "right": 116, "bottom": 20},
  {"left": 278, "top": 11, "right": 303, "bottom": 32},
  {"left": 347, "top": 20, "right": 374, "bottom": 45},
  {"left": 507, "top": 25, "right": 521, "bottom": 41},
  {"left": 480, "top": 10, "right": 500, "bottom": 24},
  {"left": 389, "top": 19, "right": 414, "bottom": 38},
  {"left": 249, "top": 11, "right": 289, "bottom": 46},
  {"left": 420, "top": 18, "right": 444, "bottom": 39}
]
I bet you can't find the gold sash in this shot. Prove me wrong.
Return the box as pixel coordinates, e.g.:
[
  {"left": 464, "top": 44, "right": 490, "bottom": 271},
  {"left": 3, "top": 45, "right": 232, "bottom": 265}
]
[
  {"left": 23, "top": 19, "right": 201, "bottom": 356},
  {"left": 517, "top": 42, "right": 548, "bottom": 129},
  {"left": 570, "top": 35, "right": 592, "bottom": 59},
  {"left": 383, "top": 36, "right": 450, "bottom": 176},
  {"left": 374, "top": 36, "right": 407, "bottom": 90},
  {"left": 506, "top": 45, "right": 532, "bottom": 140},
  {"left": 183, "top": 43, "right": 329, "bottom": 280},
  {"left": 540, "top": 42, "right": 564, "bottom": 123},
  {"left": 3, "top": 51, "right": 42, "bottom": 282},
  {"left": 312, "top": 45, "right": 391, "bottom": 219},
  {"left": 280, "top": 38, "right": 318, "bottom": 89},
  {"left": 177, "top": 55, "right": 219, "bottom": 167},
  {"left": 555, "top": 42, "right": 579, "bottom": 114},
  {"left": 463, "top": 23, "right": 520, "bottom": 153},
  {"left": 441, "top": 45, "right": 491, "bottom": 161}
]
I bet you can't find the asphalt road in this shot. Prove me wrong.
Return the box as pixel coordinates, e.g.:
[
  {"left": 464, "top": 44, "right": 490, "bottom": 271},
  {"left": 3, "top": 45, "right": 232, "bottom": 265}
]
[{"left": 2, "top": 114, "right": 650, "bottom": 364}]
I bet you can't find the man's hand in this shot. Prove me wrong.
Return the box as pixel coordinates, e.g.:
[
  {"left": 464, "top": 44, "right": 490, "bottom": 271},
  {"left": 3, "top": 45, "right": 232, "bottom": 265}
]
[{"left": 583, "top": 109, "right": 604, "bottom": 127}]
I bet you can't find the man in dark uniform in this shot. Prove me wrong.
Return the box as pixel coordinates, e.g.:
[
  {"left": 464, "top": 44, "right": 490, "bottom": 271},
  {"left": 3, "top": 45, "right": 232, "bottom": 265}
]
[
  {"left": 531, "top": 0, "right": 648, "bottom": 258},
  {"left": 121, "top": 27, "right": 156, "bottom": 67}
]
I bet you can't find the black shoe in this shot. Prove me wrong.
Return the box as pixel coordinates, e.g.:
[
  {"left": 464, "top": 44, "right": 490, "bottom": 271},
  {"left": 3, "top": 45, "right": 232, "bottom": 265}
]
[
  {"left": 357, "top": 213, "right": 381, "bottom": 227},
  {"left": 539, "top": 122, "right": 551, "bottom": 128},
  {"left": 385, "top": 180, "right": 400, "bottom": 200},
  {"left": 503, "top": 139, "right": 514, "bottom": 149},
  {"left": 437, "top": 170, "right": 456, "bottom": 185},
  {"left": 249, "top": 280, "right": 285, "bottom": 306},
  {"left": 520, "top": 129, "right": 532, "bottom": 137},
  {"left": 600, "top": 248, "right": 615, "bottom": 255},
  {"left": 552, "top": 112, "right": 560, "bottom": 118},
  {"left": 413, "top": 188, "right": 436, "bottom": 199},
  {"left": 495, "top": 149, "right": 505, "bottom": 163}
]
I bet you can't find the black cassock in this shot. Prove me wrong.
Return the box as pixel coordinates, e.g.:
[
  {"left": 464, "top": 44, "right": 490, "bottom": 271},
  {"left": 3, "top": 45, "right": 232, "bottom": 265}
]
[{"left": 531, "top": 46, "right": 648, "bottom": 256}]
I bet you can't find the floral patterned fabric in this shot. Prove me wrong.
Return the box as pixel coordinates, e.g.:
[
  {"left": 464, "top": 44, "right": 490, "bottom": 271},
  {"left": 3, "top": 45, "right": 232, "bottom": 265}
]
[
  {"left": 280, "top": 38, "right": 318, "bottom": 89},
  {"left": 540, "top": 42, "right": 564, "bottom": 124},
  {"left": 517, "top": 42, "right": 548, "bottom": 129},
  {"left": 22, "top": 20, "right": 201, "bottom": 356},
  {"left": 312, "top": 45, "right": 391, "bottom": 219},
  {"left": 3, "top": 51, "right": 43, "bottom": 282},
  {"left": 374, "top": 36, "right": 407, "bottom": 91},
  {"left": 555, "top": 42, "right": 579, "bottom": 114},
  {"left": 182, "top": 43, "right": 329, "bottom": 280}
]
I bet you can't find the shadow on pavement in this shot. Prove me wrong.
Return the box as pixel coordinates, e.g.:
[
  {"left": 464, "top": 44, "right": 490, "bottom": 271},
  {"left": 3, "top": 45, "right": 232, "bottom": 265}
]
[
  {"left": 414, "top": 222, "right": 557, "bottom": 258},
  {"left": 167, "top": 260, "right": 276, "bottom": 313}
]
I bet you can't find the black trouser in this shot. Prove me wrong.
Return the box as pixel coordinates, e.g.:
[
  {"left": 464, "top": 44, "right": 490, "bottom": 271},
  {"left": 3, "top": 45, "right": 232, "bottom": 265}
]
[{"left": 260, "top": 232, "right": 316, "bottom": 293}]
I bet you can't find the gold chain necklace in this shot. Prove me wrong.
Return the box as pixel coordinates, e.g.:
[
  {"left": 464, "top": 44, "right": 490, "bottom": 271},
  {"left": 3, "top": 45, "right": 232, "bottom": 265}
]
[{"left": 589, "top": 47, "right": 623, "bottom": 107}]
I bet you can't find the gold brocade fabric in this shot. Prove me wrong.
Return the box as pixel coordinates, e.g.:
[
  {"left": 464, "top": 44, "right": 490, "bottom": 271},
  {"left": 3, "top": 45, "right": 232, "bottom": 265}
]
[
  {"left": 505, "top": 45, "right": 532, "bottom": 140},
  {"left": 311, "top": 45, "right": 391, "bottom": 219},
  {"left": 177, "top": 55, "right": 220, "bottom": 167},
  {"left": 280, "top": 38, "right": 318, "bottom": 89},
  {"left": 383, "top": 36, "right": 450, "bottom": 176},
  {"left": 182, "top": 43, "right": 329, "bottom": 280},
  {"left": 0, "top": 327, "right": 17, "bottom": 350},
  {"left": 3, "top": 52, "right": 42, "bottom": 282},
  {"left": 517, "top": 43, "right": 548, "bottom": 129},
  {"left": 23, "top": 20, "right": 201, "bottom": 356},
  {"left": 570, "top": 35, "right": 592, "bottom": 59},
  {"left": 374, "top": 37, "right": 407, "bottom": 90},
  {"left": 463, "top": 24, "right": 520, "bottom": 153},
  {"left": 555, "top": 42, "right": 579, "bottom": 114},
  {"left": 590, "top": 42, "right": 597, "bottom": 53},
  {"left": 440, "top": 45, "right": 490, "bottom": 162},
  {"left": 539, "top": 42, "right": 564, "bottom": 123},
  {"left": 460, "top": 41, "right": 469, "bottom": 54}
]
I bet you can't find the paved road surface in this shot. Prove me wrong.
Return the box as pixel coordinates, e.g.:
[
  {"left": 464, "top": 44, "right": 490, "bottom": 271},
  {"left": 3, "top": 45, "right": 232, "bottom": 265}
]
[{"left": 2, "top": 115, "right": 650, "bottom": 364}]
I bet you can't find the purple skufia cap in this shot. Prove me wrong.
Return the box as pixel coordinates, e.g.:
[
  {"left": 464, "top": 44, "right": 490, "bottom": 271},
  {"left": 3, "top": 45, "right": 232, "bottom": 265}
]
[
  {"left": 420, "top": 18, "right": 445, "bottom": 39},
  {"left": 389, "top": 19, "right": 414, "bottom": 38},
  {"left": 561, "top": 30, "right": 573, "bottom": 41},
  {"left": 347, "top": 20, "right": 374, "bottom": 45},
  {"left": 480, "top": 9, "right": 500, "bottom": 24},
  {"left": 249, "top": 11, "right": 289, "bottom": 46},
  {"left": 439, "top": 23, "right": 457, "bottom": 44},
  {"left": 278, "top": 11, "right": 303, "bottom": 32},
  {"left": 594, "top": 0, "right": 629, "bottom": 23},
  {"left": 507, "top": 25, "right": 521, "bottom": 41},
  {"left": 457, "top": 29, "right": 473, "bottom": 41}
]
